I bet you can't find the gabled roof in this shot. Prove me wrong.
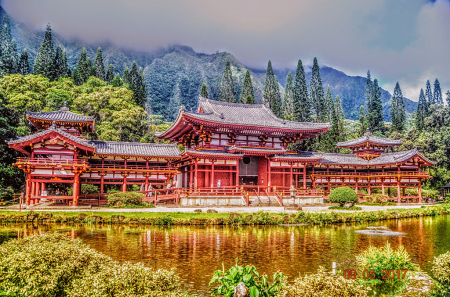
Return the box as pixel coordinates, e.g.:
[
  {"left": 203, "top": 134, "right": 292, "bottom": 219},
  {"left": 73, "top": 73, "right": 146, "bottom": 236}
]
[
  {"left": 27, "top": 107, "right": 95, "bottom": 123},
  {"left": 90, "top": 141, "right": 181, "bottom": 158},
  {"left": 337, "top": 130, "right": 402, "bottom": 147},
  {"left": 226, "top": 146, "right": 286, "bottom": 155},
  {"left": 274, "top": 148, "right": 434, "bottom": 166},
  {"left": 184, "top": 149, "right": 244, "bottom": 159}
]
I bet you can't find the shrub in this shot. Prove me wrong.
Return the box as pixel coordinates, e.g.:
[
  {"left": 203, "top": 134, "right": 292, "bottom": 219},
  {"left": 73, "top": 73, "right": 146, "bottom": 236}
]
[
  {"left": 328, "top": 186, "right": 358, "bottom": 207},
  {"left": 356, "top": 242, "right": 417, "bottom": 296},
  {"left": 80, "top": 184, "right": 99, "bottom": 195},
  {"left": 0, "top": 233, "right": 185, "bottom": 296},
  {"left": 432, "top": 252, "right": 450, "bottom": 289},
  {"left": 280, "top": 266, "right": 369, "bottom": 297},
  {"left": 0, "top": 186, "right": 14, "bottom": 201},
  {"left": 364, "top": 194, "right": 389, "bottom": 204},
  {"left": 107, "top": 192, "right": 145, "bottom": 206},
  {"left": 210, "top": 258, "right": 285, "bottom": 296}
]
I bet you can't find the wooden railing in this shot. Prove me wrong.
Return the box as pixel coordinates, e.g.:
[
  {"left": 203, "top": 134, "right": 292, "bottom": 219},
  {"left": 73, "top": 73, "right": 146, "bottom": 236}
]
[
  {"left": 141, "top": 188, "right": 181, "bottom": 205},
  {"left": 89, "top": 164, "right": 174, "bottom": 171},
  {"left": 241, "top": 188, "right": 250, "bottom": 206},
  {"left": 311, "top": 171, "right": 430, "bottom": 177},
  {"left": 16, "top": 157, "right": 88, "bottom": 166},
  {"left": 274, "top": 191, "right": 283, "bottom": 206}
]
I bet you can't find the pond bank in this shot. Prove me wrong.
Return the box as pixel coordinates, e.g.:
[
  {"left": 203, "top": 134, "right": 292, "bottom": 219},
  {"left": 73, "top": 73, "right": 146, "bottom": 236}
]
[{"left": 1, "top": 204, "right": 448, "bottom": 226}]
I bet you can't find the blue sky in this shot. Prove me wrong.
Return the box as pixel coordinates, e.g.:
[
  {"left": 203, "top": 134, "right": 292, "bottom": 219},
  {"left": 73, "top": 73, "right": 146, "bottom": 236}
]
[{"left": 3, "top": 0, "right": 450, "bottom": 100}]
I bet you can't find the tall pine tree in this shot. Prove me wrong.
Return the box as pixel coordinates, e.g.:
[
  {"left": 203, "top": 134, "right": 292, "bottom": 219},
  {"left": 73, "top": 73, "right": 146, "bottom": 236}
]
[
  {"left": 106, "top": 64, "right": 114, "bottom": 83},
  {"left": 111, "top": 74, "right": 123, "bottom": 87},
  {"left": 324, "top": 85, "right": 333, "bottom": 121},
  {"left": 263, "top": 60, "right": 281, "bottom": 116},
  {"left": 60, "top": 50, "right": 69, "bottom": 77},
  {"left": 369, "top": 79, "right": 384, "bottom": 133},
  {"left": 365, "top": 70, "right": 373, "bottom": 117},
  {"left": 240, "top": 70, "right": 254, "bottom": 104},
  {"left": 86, "top": 57, "right": 95, "bottom": 77},
  {"left": 200, "top": 83, "right": 209, "bottom": 98},
  {"left": 416, "top": 88, "right": 426, "bottom": 131},
  {"left": 390, "top": 82, "right": 406, "bottom": 133},
  {"left": 310, "top": 57, "right": 326, "bottom": 122},
  {"left": 53, "top": 45, "right": 63, "bottom": 79},
  {"left": 282, "top": 72, "right": 294, "bottom": 119},
  {"left": 123, "top": 68, "right": 130, "bottom": 85},
  {"left": 425, "top": 80, "right": 434, "bottom": 105},
  {"left": 359, "top": 106, "right": 367, "bottom": 136},
  {"left": 292, "top": 59, "right": 310, "bottom": 122},
  {"left": 434, "top": 79, "right": 443, "bottom": 105},
  {"left": 17, "top": 49, "right": 29, "bottom": 75},
  {"left": 33, "top": 24, "right": 55, "bottom": 79},
  {"left": 76, "top": 47, "right": 89, "bottom": 84},
  {"left": 446, "top": 91, "right": 450, "bottom": 106},
  {"left": 72, "top": 67, "right": 81, "bottom": 85},
  {"left": 0, "top": 15, "right": 18, "bottom": 75},
  {"left": 219, "top": 60, "right": 236, "bottom": 102},
  {"left": 94, "top": 47, "right": 105, "bottom": 80}
]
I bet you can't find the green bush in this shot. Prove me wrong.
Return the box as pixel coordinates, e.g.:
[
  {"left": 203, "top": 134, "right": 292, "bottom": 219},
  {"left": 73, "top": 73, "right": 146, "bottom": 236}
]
[
  {"left": 81, "top": 184, "right": 99, "bottom": 195},
  {"left": 107, "top": 192, "right": 144, "bottom": 206},
  {"left": 356, "top": 242, "right": 417, "bottom": 296},
  {"left": 0, "top": 233, "right": 185, "bottom": 297},
  {"left": 328, "top": 187, "right": 359, "bottom": 207},
  {"left": 329, "top": 206, "right": 362, "bottom": 210},
  {"left": 280, "top": 266, "right": 369, "bottom": 297},
  {"left": 432, "top": 252, "right": 450, "bottom": 290},
  {"left": 363, "top": 194, "right": 390, "bottom": 204},
  {"left": 0, "top": 186, "right": 14, "bottom": 201},
  {"left": 210, "top": 258, "right": 285, "bottom": 296}
]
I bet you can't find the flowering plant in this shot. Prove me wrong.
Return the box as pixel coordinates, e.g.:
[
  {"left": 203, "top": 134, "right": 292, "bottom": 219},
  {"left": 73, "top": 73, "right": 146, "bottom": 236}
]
[{"left": 209, "top": 258, "right": 285, "bottom": 296}]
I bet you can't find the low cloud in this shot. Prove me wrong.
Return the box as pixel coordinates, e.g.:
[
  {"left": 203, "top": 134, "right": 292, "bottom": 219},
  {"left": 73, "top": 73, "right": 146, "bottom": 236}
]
[{"left": 3, "top": 0, "right": 450, "bottom": 99}]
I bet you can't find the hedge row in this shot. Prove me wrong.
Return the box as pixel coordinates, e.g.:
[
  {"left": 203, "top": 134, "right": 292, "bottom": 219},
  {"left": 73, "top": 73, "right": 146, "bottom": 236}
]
[{"left": 0, "top": 204, "right": 449, "bottom": 226}]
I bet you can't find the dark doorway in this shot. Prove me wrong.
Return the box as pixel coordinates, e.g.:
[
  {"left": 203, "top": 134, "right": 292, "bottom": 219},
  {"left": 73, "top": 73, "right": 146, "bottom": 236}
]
[{"left": 240, "top": 176, "right": 258, "bottom": 185}]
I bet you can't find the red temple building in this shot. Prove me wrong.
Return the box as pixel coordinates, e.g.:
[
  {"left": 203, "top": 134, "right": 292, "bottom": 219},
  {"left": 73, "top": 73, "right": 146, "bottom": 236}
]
[{"left": 8, "top": 98, "right": 434, "bottom": 206}]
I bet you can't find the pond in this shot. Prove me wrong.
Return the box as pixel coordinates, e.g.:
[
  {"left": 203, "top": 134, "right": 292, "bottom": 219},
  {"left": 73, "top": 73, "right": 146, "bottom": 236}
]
[{"left": 1, "top": 215, "right": 449, "bottom": 296}]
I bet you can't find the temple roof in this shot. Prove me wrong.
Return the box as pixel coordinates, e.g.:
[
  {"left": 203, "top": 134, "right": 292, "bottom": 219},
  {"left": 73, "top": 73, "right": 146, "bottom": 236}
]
[
  {"left": 184, "top": 149, "right": 243, "bottom": 159},
  {"left": 226, "top": 146, "right": 286, "bottom": 155},
  {"left": 90, "top": 141, "right": 181, "bottom": 158},
  {"left": 337, "top": 130, "right": 402, "bottom": 147},
  {"left": 27, "top": 107, "right": 95, "bottom": 123},
  {"left": 273, "top": 148, "right": 434, "bottom": 166}
]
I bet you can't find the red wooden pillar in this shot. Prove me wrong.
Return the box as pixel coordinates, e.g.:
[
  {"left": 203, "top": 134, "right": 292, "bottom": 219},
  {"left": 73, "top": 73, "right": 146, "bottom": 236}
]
[
  {"left": 211, "top": 161, "right": 215, "bottom": 188},
  {"left": 194, "top": 159, "right": 198, "bottom": 190},
  {"left": 397, "top": 178, "right": 401, "bottom": 204},
  {"left": 418, "top": 179, "right": 422, "bottom": 203},
  {"left": 381, "top": 178, "right": 385, "bottom": 195},
  {"left": 303, "top": 164, "right": 306, "bottom": 189},
  {"left": 73, "top": 173, "right": 80, "bottom": 206},
  {"left": 289, "top": 163, "right": 293, "bottom": 187},
  {"left": 30, "top": 181, "right": 35, "bottom": 205},
  {"left": 100, "top": 174, "right": 105, "bottom": 194},
  {"left": 367, "top": 178, "right": 371, "bottom": 196},
  {"left": 190, "top": 163, "right": 193, "bottom": 190},
  {"left": 268, "top": 159, "right": 272, "bottom": 188},
  {"left": 235, "top": 162, "right": 239, "bottom": 187},
  {"left": 122, "top": 175, "right": 127, "bottom": 192},
  {"left": 355, "top": 177, "right": 359, "bottom": 194}
]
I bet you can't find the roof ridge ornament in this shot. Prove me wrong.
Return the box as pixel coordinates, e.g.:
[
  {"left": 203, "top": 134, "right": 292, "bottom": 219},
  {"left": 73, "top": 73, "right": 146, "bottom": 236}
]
[{"left": 364, "top": 128, "right": 372, "bottom": 136}]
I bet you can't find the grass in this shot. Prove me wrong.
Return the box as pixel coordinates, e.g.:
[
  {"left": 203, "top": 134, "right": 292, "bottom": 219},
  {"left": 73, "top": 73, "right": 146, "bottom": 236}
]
[
  {"left": 328, "top": 206, "right": 362, "bottom": 210},
  {"left": 357, "top": 202, "right": 397, "bottom": 206}
]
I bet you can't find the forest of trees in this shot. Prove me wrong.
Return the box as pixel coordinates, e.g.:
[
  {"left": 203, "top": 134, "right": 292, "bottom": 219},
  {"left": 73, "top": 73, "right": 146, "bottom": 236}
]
[{"left": 1, "top": 15, "right": 450, "bottom": 194}]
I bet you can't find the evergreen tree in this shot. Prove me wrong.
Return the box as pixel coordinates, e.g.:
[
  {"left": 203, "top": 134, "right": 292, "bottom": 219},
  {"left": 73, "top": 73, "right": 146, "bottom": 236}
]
[
  {"left": 359, "top": 106, "right": 367, "bottom": 136},
  {"left": 365, "top": 70, "right": 373, "bottom": 112},
  {"left": 77, "top": 47, "right": 89, "bottom": 84},
  {"left": 17, "top": 49, "right": 30, "bottom": 75},
  {"left": 123, "top": 67, "right": 130, "bottom": 85},
  {"left": 425, "top": 80, "right": 434, "bottom": 105},
  {"left": 245, "top": 95, "right": 253, "bottom": 104},
  {"left": 94, "top": 47, "right": 105, "bottom": 80},
  {"left": 292, "top": 59, "right": 310, "bottom": 122},
  {"left": 106, "top": 64, "right": 114, "bottom": 84},
  {"left": 0, "top": 15, "right": 18, "bottom": 75},
  {"left": 200, "top": 83, "right": 209, "bottom": 98},
  {"left": 324, "top": 85, "right": 333, "bottom": 121},
  {"left": 282, "top": 72, "right": 294, "bottom": 119},
  {"left": 390, "top": 82, "right": 406, "bottom": 133},
  {"left": 111, "top": 73, "right": 123, "bottom": 87},
  {"left": 33, "top": 24, "right": 55, "bottom": 79},
  {"left": 263, "top": 60, "right": 282, "bottom": 116},
  {"left": 135, "top": 67, "right": 147, "bottom": 108},
  {"left": 434, "top": 79, "right": 443, "bottom": 105},
  {"left": 446, "top": 91, "right": 450, "bottom": 106},
  {"left": 60, "top": 50, "right": 69, "bottom": 77},
  {"left": 72, "top": 67, "right": 82, "bottom": 86},
  {"left": 240, "top": 70, "right": 254, "bottom": 104},
  {"left": 369, "top": 79, "right": 384, "bottom": 133},
  {"left": 416, "top": 88, "right": 426, "bottom": 131},
  {"left": 310, "top": 57, "right": 326, "bottom": 122},
  {"left": 219, "top": 60, "right": 236, "bottom": 102},
  {"left": 85, "top": 57, "right": 94, "bottom": 77},
  {"left": 53, "top": 45, "right": 63, "bottom": 79}
]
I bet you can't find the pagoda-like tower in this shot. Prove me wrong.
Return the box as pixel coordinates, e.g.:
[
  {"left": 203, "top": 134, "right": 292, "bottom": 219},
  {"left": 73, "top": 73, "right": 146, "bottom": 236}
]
[
  {"left": 158, "top": 97, "right": 330, "bottom": 190},
  {"left": 337, "top": 129, "right": 402, "bottom": 159}
]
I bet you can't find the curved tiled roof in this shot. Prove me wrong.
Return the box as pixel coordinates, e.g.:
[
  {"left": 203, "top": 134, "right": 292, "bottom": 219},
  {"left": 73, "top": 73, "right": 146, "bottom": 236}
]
[
  {"left": 226, "top": 146, "right": 286, "bottom": 155},
  {"left": 90, "top": 141, "right": 181, "bottom": 157},
  {"left": 7, "top": 126, "right": 95, "bottom": 148},
  {"left": 27, "top": 107, "right": 95, "bottom": 123},
  {"left": 337, "top": 131, "right": 402, "bottom": 147},
  {"left": 190, "top": 97, "right": 330, "bottom": 130},
  {"left": 184, "top": 149, "right": 244, "bottom": 158},
  {"left": 273, "top": 148, "right": 434, "bottom": 166}
]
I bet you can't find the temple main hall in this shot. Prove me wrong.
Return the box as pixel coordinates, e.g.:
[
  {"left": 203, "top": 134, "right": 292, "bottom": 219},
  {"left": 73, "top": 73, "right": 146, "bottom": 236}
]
[{"left": 8, "top": 97, "right": 434, "bottom": 206}]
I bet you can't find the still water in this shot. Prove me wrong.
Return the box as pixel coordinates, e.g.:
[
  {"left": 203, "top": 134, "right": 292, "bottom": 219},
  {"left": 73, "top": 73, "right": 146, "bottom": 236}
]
[{"left": 1, "top": 215, "right": 450, "bottom": 296}]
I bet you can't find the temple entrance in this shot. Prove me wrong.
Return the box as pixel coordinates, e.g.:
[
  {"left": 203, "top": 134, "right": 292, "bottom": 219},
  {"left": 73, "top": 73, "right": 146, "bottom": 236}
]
[
  {"left": 240, "top": 176, "right": 258, "bottom": 186},
  {"left": 239, "top": 156, "right": 259, "bottom": 186}
]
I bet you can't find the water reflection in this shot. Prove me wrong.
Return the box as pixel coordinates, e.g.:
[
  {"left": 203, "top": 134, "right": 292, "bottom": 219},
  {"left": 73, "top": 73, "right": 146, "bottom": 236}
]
[{"left": 1, "top": 215, "right": 449, "bottom": 296}]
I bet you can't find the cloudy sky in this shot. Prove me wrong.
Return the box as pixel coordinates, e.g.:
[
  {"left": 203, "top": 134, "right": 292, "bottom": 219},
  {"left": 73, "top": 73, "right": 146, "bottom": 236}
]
[{"left": 3, "top": 0, "right": 450, "bottom": 100}]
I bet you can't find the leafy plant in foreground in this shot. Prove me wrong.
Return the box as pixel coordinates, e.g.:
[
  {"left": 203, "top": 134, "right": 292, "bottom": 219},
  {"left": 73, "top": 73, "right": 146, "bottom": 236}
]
[{"left": 209, "top": 258, "right": 285, "bottom": 296}]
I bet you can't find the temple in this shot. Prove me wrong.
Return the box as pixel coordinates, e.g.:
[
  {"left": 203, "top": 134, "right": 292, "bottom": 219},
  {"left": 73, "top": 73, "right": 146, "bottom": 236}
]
[{"left": 8, "top": 98, "right": 434, "bottom": 206}]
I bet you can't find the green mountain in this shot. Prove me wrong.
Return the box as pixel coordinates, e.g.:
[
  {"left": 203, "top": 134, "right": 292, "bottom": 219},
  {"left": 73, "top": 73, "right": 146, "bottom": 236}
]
[{"left": 2, "top": 6, "right": 417, "bottom": 122}]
